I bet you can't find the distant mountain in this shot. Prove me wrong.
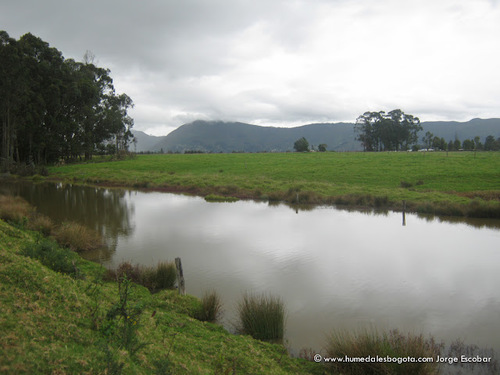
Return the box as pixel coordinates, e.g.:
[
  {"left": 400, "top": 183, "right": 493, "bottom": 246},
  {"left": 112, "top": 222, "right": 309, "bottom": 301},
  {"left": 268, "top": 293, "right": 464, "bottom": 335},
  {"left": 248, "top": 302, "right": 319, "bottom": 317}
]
[
  {"left": 150, "top": 120, "right": 358, "bottom": 153},
  {"left": 130, "top": 130, "right": 164, "bottom": 152},
  {"left": 132, "top": 118, "right": 500, "bottom": 153},
  {"left": 420, "top": 118, "right": 500, "bottom": 141}
]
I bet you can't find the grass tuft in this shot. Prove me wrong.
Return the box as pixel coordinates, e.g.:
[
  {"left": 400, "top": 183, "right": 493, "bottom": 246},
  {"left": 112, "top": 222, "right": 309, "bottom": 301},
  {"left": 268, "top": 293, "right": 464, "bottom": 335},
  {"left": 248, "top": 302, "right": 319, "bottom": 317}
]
[
  {"left": 53, "top": 221, "right": 103, "bottom": 252},
  {"left": 195, "top": 290, "right": 223, "bottom": 323},
  {"left": 237, "top": 293, "right": 286, "bottom": 343}
]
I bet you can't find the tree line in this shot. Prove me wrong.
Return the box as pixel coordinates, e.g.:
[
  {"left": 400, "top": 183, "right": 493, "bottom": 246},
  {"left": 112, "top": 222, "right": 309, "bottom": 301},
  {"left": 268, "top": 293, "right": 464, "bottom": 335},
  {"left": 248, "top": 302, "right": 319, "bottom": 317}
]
[
  {"left": 0, "top": 31, "right": 134, "bottom": 171},
  {"left": 421, "top": 131, "right": 500, "bottom": 151},
  {"left": 355, "top": 110, "right": 500, "bottom": 151}
]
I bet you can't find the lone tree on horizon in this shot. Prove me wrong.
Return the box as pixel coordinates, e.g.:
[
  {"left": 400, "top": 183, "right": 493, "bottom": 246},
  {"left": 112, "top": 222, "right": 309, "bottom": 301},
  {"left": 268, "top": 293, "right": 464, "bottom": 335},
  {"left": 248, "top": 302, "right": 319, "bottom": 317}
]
[
  {"left": 355, "top": 109, "right": 422, "bottom": 151},
  {"left": 294, "top": 137, "right": 309, "bottom": 152}
]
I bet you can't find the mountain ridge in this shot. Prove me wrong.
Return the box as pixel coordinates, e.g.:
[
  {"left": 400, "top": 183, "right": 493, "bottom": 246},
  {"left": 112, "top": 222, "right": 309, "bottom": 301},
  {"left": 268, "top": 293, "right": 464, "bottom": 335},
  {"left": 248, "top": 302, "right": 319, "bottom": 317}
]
[{"left": 132, "top": 118, "right": 500, "bottom": 153}]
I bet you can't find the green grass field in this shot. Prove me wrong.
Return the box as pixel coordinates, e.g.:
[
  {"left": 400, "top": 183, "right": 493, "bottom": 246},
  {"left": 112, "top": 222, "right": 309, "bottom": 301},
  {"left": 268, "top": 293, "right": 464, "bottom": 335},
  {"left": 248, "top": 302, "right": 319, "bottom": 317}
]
[{"left": 47, "top": 151, "right": 500, "bottom": 218}]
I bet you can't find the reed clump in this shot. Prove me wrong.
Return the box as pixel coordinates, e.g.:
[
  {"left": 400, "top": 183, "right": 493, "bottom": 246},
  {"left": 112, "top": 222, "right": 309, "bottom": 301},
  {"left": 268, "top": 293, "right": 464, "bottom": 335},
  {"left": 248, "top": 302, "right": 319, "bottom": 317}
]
[
  {"left": 53, "top": 221, "right": 103, "bottom": 252},
  {"left": 195, "top": 290, "right": 223, "bottom": 323},
  {"left": 237, "top": 293, "right": 285, "bottom": 343},
  {"left": 325, "top": 328, "right": 443, "bottom": 375}
]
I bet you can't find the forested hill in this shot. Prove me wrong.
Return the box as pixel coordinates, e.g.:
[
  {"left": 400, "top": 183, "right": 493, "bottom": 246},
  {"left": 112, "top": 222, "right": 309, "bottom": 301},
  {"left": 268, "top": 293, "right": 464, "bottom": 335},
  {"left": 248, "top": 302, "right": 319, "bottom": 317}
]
[
  {"left": 421, "top": 118, "right": 500, "bottom": 141},
  {"left": 134, "top": 118, "right": 500, "bottom": 153},
  {"left": 150, "top": 120, "right": 356, "bottom": 153}
]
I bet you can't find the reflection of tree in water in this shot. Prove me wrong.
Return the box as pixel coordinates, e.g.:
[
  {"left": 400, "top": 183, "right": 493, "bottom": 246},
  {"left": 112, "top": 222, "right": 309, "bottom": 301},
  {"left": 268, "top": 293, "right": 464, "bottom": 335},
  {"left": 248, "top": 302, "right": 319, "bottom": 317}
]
[{"left": 3, "top": 181, "right": 134, "bottom": 262}]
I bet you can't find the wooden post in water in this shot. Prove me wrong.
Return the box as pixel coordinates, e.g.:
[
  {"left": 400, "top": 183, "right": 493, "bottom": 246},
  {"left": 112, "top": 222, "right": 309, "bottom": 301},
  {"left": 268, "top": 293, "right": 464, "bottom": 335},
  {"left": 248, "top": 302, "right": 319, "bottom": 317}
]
[
  {"left": 175, "top": 257, "right": 185, "bottom": 295},
  {"left": 402, "top": 200, "right": 407, "bottom": 226}
]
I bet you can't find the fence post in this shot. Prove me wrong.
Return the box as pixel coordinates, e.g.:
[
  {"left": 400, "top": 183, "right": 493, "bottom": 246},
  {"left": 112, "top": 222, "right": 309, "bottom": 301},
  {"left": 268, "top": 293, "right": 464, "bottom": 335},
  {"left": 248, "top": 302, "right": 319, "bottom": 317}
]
[
  {"left": 402, "top": 200, "right": 407, "bottom": 226},
  {"left": 175, "top": 257, "right": 185, "bottom": 295}
]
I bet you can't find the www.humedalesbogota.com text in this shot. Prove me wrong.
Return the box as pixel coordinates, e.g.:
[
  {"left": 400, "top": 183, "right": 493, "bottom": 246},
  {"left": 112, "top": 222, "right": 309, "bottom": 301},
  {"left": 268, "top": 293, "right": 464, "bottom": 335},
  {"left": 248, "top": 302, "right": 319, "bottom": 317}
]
[{"left": 314, "top": 354, "right": 493, "bottom": 365}]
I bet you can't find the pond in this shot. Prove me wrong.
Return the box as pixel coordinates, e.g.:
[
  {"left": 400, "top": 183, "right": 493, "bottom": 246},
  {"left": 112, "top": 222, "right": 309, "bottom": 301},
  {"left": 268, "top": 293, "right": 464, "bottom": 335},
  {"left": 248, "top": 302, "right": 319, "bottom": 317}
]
[{"left": 3, "top": 181, "right": 500, "bottom": 356}]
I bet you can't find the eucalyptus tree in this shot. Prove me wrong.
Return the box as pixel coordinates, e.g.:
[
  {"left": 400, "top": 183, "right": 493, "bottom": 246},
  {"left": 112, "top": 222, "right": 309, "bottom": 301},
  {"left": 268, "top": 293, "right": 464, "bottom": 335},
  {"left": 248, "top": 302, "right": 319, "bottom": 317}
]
[
  {"left": 355, "top": 109, "right": 422, "bottom": 151},
  {"left": 0, "top": 30, "right": 135, "bottom": 167},
  {"left": 294, "top": 137, "right": 309, "bottom": 152}
]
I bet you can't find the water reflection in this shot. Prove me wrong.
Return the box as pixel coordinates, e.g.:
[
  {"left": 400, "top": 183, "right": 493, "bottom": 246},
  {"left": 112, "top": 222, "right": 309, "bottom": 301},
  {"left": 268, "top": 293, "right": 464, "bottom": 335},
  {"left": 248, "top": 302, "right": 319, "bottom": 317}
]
[
  {"left": 1, "top": 181, "right": 134, "bottom": 261},
  {"left": 3, "top": 181, "right": 500, "bottom": 357}
]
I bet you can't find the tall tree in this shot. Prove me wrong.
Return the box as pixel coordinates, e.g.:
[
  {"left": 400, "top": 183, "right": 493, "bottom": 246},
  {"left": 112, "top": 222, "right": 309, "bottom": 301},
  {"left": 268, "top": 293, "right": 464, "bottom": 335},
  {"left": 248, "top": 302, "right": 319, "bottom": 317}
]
[
  {"left": 355, "top": 109, "right": 422, "bottom": 151},
  {"left": 294, "top": 137, "right": 309, "bottom": 152},
  {"left": 0, "top": 31, "right": 134, "bottom": 168}
]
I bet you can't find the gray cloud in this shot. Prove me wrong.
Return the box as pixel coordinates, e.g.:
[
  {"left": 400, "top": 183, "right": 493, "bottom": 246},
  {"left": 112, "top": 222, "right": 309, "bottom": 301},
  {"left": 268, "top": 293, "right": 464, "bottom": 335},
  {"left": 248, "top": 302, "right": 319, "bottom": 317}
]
[{"left": 1, "top": 0, "right": 500, "bottom": 135}]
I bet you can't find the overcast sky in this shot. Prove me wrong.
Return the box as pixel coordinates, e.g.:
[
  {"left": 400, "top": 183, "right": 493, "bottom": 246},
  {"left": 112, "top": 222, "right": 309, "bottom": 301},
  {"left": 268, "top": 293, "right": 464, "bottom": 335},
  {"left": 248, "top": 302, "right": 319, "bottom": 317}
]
[{"left": 2, "top": 0, "right": 500, "bottom": 136}]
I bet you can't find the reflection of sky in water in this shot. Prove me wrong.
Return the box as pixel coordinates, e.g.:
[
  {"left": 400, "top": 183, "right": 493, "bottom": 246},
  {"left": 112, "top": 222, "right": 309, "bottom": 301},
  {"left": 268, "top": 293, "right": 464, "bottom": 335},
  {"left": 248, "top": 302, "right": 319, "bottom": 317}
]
[{"left": 110, "top": 191, "right": 500, "bottom": 354}]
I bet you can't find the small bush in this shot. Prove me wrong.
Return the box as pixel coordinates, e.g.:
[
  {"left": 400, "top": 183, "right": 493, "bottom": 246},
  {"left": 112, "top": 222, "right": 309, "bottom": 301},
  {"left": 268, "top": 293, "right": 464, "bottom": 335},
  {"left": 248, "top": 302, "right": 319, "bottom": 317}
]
[
  {"left": 107, "top": 261, "right": 176, "bottom": 292},
  {"left": 103, "top": 276, "right": 146, "bottom": 356},
  {"left": 237, "top": 293, "right": 285, "bottom": 342},
  {"left": 325, "top": 328, "right": 443, "bottom": 375},
  {"left": 22, "top": 238, "right": 80, "bottom": 277},
  {"left": 54, "top": 221, "right": 102, "bottom": 252},
  {"left": 195, "top": 290, "right": 223, "bottom": 323},
  {"left": 109, "top": 261, "right": 142, "bottom": 283}
]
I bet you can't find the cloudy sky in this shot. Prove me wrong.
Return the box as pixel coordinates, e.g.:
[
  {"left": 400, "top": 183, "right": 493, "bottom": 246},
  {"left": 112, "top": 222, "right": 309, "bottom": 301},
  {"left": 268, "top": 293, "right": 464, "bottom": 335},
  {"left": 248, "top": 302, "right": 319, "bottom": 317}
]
[{"left": 2, "top": 0, "right": 500, "bottom": 135}]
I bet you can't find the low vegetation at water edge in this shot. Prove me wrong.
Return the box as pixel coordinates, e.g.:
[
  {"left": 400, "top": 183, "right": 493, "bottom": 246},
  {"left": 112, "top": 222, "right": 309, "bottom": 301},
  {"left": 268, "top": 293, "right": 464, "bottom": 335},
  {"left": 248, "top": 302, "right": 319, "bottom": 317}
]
[
  {"left": 237, "top": 293, "right": 286, "bottom": 343},
  {"left": 106, "top": 260, "right": 177, "bottom": 293},
  {"left": 45, "top": 151, "right": 500, "bottom": 218}
]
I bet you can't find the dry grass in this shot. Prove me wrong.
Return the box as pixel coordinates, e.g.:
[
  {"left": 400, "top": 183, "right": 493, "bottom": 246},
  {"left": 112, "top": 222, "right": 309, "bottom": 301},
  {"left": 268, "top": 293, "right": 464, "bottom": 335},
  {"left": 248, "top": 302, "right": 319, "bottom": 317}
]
[
  {"left": 27, "top": 213, "right": 54, "bottom": 236},
  {"left": 0, "top": 194, "right": 33, "bottom": 223},
  {"left": 0, "top": 194, "right": 54, "bottom": 235},
  {"left": 53, "top": 221, "right": 103, "bottom": 252}
]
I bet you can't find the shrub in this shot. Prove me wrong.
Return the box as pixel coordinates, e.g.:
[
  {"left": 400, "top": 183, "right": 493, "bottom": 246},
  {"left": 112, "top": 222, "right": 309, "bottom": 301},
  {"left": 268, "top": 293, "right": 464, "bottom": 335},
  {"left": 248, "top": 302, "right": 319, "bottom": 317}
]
[
  {"left": 22, "top": 238, "right": 80, "bottom": 277},
  {"left": 195, "top": 290, "right": 223, "bottom": 323},
  {"left": 54, "top": 221, "right": 102, "bottom": 252},
  {"left": 106, "top": 261, "right": 176, "bottom": 292},
  {"left": 325, "top": 328, "right": 443, "bottom": 375},
  {"left": 237, "top": 293, "right": 285, "bottom": 342},
  {"left": 102, "top": 276, "right": 146, "bottom": 356},
  {"left": 109, "top": 261, "right": 142, "bottom": 283}
]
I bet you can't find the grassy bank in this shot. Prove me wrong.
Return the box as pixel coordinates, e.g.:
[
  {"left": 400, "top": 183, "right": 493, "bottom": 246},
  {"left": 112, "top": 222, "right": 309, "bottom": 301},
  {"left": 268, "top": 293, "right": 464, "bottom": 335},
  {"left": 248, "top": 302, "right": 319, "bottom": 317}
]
[
  {"left": 0, "top": 218, "right": 322, "bottom": 374},
  {"left": 46, "top": 152, "right": 500, "bottom": 218}
]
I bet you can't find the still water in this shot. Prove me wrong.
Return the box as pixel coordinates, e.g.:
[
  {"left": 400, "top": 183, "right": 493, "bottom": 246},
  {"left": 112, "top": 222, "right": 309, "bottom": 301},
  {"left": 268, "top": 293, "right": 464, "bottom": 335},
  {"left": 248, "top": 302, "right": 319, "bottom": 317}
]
[{"left": 4, "top": 182, "right": 500, "bottom": 354}]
